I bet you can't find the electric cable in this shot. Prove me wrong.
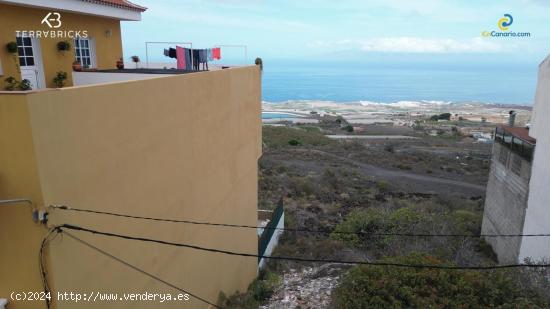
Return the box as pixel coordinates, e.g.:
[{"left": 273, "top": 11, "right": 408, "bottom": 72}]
[
  {"left": 50, "top": 205, "right": 550, "bottom": 238},
  {"left": 62, "top": 230, "right": 221, "bottom": 309},
  {"left": 58, "top": 224, "right": 550, "bottom": 270},
  {"left": 39, "top": 228, "right": 60, "bottom": 309}
]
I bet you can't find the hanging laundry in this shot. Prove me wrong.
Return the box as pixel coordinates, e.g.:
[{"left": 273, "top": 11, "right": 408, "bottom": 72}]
[
  {"left": 192, "top": 49, "right": 200, "bottom": 70},
  {"left": 212, "top": 47, "right": 221, "bottom": 60},
  {"left": 185, "top": 48, "right": 192, "bottom": 70},
  {"left": 168, "top": 47, "right": 177, "bottom": 59},
  {"left": 176, "top": 46, "right": 186, "bottom": 70},
  {"left": 207, "top": 48, "right": 213, "bottom": 61}
]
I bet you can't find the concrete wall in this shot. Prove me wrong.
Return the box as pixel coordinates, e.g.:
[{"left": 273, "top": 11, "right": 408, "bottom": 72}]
[
  {"left": 481, "top": 142, "right": 531, "bottom": 264},
  {"left": 0, "top": 66, "right": 262, "bottom": 308},
  {"left": 0, "top": 3, "right": 123, "bottom": 87},
  {"left": 519, "top": 55, "right": 550, "bottom": 262},
  {"left": 73, "top": 71, "right": 170, "bottom": 86}
]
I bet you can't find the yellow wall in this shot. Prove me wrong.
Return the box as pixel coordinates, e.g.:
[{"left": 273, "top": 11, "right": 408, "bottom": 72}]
[
  {"left": 0, "top": 66, "right": 261, "bottom": 308},
  {"left": 0, "top": 3, "right": 123, "bottom": 88},
  {"left": 0, "top": 93, "right": 49, "bottom": 309}
]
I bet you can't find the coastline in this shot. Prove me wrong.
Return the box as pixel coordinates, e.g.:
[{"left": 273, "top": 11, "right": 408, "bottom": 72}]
[{"left": 262, "top": 100, "right": 532, "bottom": 125}]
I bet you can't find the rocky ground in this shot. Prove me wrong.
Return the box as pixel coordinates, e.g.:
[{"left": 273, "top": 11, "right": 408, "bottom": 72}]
[{"left": 261, "top": 264, "right": 350, "bottom": 309}]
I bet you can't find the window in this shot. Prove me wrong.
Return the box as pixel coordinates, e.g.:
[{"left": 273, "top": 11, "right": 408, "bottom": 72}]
[
  {"left": 74, "top": 38, "right": 95, "bottom": 68},
  {"left": 16, "top": 36, "right": 35, "bottom": 66}
]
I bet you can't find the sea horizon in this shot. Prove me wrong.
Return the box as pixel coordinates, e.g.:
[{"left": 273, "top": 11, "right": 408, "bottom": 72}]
[{"left": 260, "top": 58, "right": 540, "bottom": 106}]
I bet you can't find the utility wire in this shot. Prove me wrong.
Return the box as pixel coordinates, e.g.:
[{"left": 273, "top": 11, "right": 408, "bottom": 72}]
[
  {"left": 62, "top": 230, "right": 221, "bottom": 309},
  {"left": 58, "top": 224, "right": 550, "bottom": 270},
  {"left": 50, "top": 205, "right": 550, "bottom": 238},
  {"left": 40, "top": 228, "right": 59, "bottom": 309}
]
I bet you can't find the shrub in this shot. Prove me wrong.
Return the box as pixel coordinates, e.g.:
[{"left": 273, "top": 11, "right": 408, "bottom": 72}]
[
  {"left": 331, "top": 208, "right": 390, "bottom": 247},
  {"left": 6, "top": 41, "right": 17, "bottom": 53},
  {"left": 376, "top": 180, "right": 390, "bottom": 193},
  {"left": 53, "top": 71, "right": 68, "bottom": 88},
  {"left": 4, "top": 76, "right": 18, "bottom": 91},
  {"left": 342, "top": 125, "right": 354, "bottom": 133},
  {"left": 19, "top": 79, "right": 32, "bottom": 91},
  {"left": 288, "top": 139, "right": 300, "bottom": 146},
  {"left": 333, "top": 254, "right": 549, "bottom": 308},
  {"left": 56, "top": 40, "right": 71, "bottom": 51},
  {"left": 3, "top": 77, "right": 32, "bottom": 91},
  {"left": 263, "top": 126, "right": 333, "bottom": 148},
  {"left": 430, "top": 113, "right": 452, "bottom": 121},
  {"left": 217, "top": 270, "right": 281, "bottom": 308}
]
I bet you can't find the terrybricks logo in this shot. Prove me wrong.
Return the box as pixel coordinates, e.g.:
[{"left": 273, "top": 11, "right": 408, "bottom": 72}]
[
  {"left": 41, "top": 12, "right": 62, "bottom": 28},
  {"left": 481, "top": 14, "right": 530, "bottom": 38},
  {"left": 15, "top": 12, "right": 88, "bottom": 38},
  {"left": 497, "top": 14, "right": 513, "bottom": 31}
]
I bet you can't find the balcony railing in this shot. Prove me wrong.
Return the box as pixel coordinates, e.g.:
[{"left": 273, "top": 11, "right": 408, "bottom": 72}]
[{"left": 494, "top": 126, "right": 535, "bottom": 162}]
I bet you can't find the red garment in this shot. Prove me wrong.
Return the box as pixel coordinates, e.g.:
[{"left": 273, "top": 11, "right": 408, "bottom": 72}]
[
  {"left": 213, "top": 47, "right": 221, "bottom": 60},
  {"left": 176, "top": 46, "right": 185, "bottom": 69}
]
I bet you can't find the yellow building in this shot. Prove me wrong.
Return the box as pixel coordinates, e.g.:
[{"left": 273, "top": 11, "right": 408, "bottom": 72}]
[
  {"left": 0, "top": 0, "right": 144, "bottom": 89},
  {"left": 0, "top": 1, "right": 262, "bottom": 308}
]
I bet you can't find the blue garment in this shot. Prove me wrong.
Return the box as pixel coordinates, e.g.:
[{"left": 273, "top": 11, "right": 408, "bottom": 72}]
[
  {"left": 207, "top": 49, "right": 213, "bottom": 61},
  {"left": 184, "top": 48, "right": 191, "bottom": 70}
]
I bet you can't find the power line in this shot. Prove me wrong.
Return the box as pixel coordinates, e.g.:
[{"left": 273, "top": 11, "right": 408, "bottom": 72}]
[
  {"left": 50, "top": 205, "right": 550, "bottom": 238},
  {"left": 40, "top": 228, "right": 59, "bottom": 309},
  {"left": 62, "top": 230, "right": 221, "bottom": 309},
  {"left": 58, "top": 224, "right": 550, "bottom": 270}
]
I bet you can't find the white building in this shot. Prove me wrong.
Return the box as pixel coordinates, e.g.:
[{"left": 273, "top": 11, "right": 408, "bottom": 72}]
[
  {"left": 518, "top": 55, "right": 550, "bottom": 262},
  {"left": 483, "top": 55, "right": 550, "bottom": 263}
]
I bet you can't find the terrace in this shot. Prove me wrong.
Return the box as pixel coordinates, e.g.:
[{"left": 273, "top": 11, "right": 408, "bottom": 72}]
[{"left": 494, "top": 125, "right": 536, "bottom": 162}]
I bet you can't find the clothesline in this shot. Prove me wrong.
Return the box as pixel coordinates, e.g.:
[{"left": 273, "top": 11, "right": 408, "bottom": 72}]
[{"left": 164, "top": 46, "right": 221, "bottom": 71}]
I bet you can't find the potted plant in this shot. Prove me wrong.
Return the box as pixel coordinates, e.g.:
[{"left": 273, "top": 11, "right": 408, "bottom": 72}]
[
  {"left": 4, "top": 76, "right": 18, "bottom": 91},
  {"left": 6, "top": 42, "right": 20, "bottom": 73},
  {"left": 255, "top": 57, "right": 263, "bottom": 71},
  {"left": 116, "top": 57, "right": 124, "bottom": 69},
  {"left": 130, "top": 55, "right": 140, "bottom": 68},
  {"left": 57, "top": 40, "right": 71, "bottom": 53},
  {"left": 6, "top": 41, "right": 17, "bottom": 54},
  {"left": 72, "top": 60, "right": 82, "bottom": 72},
  {"left": 19, "top": 79, "right": 32, "bottom": 91},
  {"left": 53, "top": 71, "right": 68, "bottom": 88}
]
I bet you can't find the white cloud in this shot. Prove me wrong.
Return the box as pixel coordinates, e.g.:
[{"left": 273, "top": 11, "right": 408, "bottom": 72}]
[{"left": 310, "top": 37, "right": 510, "bottom": 53}]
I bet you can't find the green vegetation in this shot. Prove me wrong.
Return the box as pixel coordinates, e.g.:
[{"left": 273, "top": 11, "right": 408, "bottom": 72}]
[
  {"left": 19, "top": 79, "right": 32, "bottom": 91},
  {"left": 4, "top": 76, "right": 32, "bottom": 91},
  {"left": 257, "top": 124, "right": 548, "bottom": 306},
  {"left": 334, "top": 253, "right": 549, "bottom": 308},
  {"left": 263, "top": 126, "right": 333, "bottom": 147},
  {"left": 6, "top": 41, "right": 17, "bottom": 53},
  {"left": 217, "top": 270, "right": 281, "bottom": 308},
  {"left": 430, "top": 112, "right": 452, "bottom": 121},
  {"left": 53, "top": 71, "right": 68, "bottom": 88},
  {"left": 342, "top": 125, "right": 354, "bottom": 133},
  {"left": 4, "top": 76, "right": 18, "bottom": 91}
]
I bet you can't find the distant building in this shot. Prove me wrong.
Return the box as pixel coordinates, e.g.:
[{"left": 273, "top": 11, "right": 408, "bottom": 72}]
[{"left": 482, "top": 55, "right": 550, "bottom": 264}]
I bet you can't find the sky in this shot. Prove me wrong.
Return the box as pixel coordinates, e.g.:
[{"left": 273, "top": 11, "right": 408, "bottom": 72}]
[{"left": 121, "top": 0, "right": 550, "bottom": 64}]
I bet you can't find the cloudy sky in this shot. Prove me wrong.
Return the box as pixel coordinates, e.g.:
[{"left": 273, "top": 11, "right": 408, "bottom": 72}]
[{"left": 121, "top": 0, "right": 550, "bottom": 63}]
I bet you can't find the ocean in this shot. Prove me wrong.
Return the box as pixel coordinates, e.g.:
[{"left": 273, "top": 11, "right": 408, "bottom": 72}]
[{"left": 261, "top": 59, "right": 539, "bottom": 106}]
